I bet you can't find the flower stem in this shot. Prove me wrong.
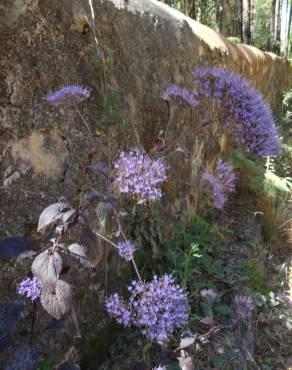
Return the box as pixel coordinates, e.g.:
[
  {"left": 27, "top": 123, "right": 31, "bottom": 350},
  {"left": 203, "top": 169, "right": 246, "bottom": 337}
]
[
  {"left": 93, "top": 230, "right": 117, "bottom": 248},
  {"left": 74, "top": 104, "right": 93, "bottom": 137},
  {"left": 131, "top": 257, "right": 143, "bottom": 285}
]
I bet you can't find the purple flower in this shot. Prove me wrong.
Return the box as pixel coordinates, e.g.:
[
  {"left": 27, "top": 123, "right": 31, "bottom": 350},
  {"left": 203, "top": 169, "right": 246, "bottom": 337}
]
[
  {"left": 164, "top": 67, "right": 281, "bottom": 156},
  {"left": 217, "top": 346, "right": 225, "bottom": 354},
  {"left": 234, "top": 295, "right": 254, "bottom": 319},
  {"left": 216, "top": 159, "right": 236, "bottom": 192},
  {"left": 192, "top": 67, "right": 281, "bottom": 156},
  {"left": 277, "top": 292, "right": 292, "bottom": 309},
  {"left": 200, "top": 288, "right": 217, "bottom": 299},
  {"left": 162, "top": 85, "right": 198, "bottom": 106},
  {"left": 105, "top": 274, "right": 189, "bottom": 341},
  {"left": 105, "top": 293, "right": 131, "bottom": 326},
  {"left": 203, "top": 159, "right": 235, "bottom": 209},
  {"left": 113, "top": 151, "right": 168, "bottom": 205},
  {"left": 45, "top": 85, "right": 90, "bottom": 106},
  {"left": 115, "top": 240, "right": 136, "bottom": 261},
  {"left": 17, "top": 277, "right": 42, "bottom": 301}
]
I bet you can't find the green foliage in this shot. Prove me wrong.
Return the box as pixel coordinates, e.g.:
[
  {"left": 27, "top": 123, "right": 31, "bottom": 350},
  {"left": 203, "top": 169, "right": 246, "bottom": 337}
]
[
  {"left": 92, "top": 55, "right": 120, "bottom": 128},
  {"left": 227, "top": 36, "right": 241, "bottom": 44},
  {"left": 127, "top": 204, "right": 165, "bottom": 266},
  {"left": 163, "top": 0, "right": 181, "bottom": 7},
  {"left": 230, "top": 149, "right": 292, "bottom": 200},
  {"left": 242, "top": 259, "right": 269, "bottom": 294},
  {"left": 263, "top": 170, "right": 292, "bottom": 198},
  {"left": 168, "top": 363, "right": 181, "bottom": 370},
  {"left": 283, "top": 89, "right": 292, "bottom": 125},
  {"left": 37, "top": 357, "right": 53, "bottom": 370},
  {"left": 166, "top": 242, "right": 202, "bottom": 288},
  {"left": 215, "top": 304, "right": 233, "bottom": 315},
  {"left": 160, "top": 0, "right": 218, "bottom": 29},
  {"left": 211, "top": 347, "right": 234, "bottom": 370},
  {"left": 251, "top": 0, "right": 273, "bottom": 51}
]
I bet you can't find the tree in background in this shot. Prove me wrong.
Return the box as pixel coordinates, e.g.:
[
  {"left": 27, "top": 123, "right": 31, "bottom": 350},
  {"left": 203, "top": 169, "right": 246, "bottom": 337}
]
[
  {"left": 242, "top": 0, "right": 251, "bottom": 43},
  {"left": 271, "top": 0, "right": 282, "bottom": 53},
  {"left": 160, "top": 0, "right": 291, "bottom": 57},
  {"left": 251, "top": 0, "right": 273, "bottom": 51},
  {"left": 284, "top": 0, "right": 292, "bottom": 58}
]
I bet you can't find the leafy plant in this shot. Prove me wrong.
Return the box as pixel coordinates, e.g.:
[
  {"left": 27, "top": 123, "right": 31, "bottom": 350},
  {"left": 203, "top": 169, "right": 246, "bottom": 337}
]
[
  {"left": 283, "top": 88, "right": 292, "bottom": 125},
  {"left": 230, "top": 149, "right": 292, "bottom": 199}
]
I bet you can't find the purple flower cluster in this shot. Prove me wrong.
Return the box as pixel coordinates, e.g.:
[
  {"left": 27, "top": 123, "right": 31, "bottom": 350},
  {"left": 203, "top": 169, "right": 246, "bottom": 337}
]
[
  {"left": 113, "top": 151, "right": 167, "bottom": 205},
  {"left": 163, "top": 67, "right": 281, "bottom": 156},
  {"left": 105, "top": 293, "right": 131, "bottom": 326},
  {"left": 192, "top": 67, "right": 281, "bottom": 156},
  {"left": 203, "top": 159, "right": 235, "bottom": 209},
  {"left": 105, "top": 274, "right": 189, "bottom": 341},
  {"left": 17, "top": 277, "right": 42, "bottom": 301},
  {"left": 234, "top": 295, "right": 254, "bottom": 319},
  {"left": 277, "top": 292, "right": 292, "bottom": 309},
  {"left": 115, "top": 240, "right": 136, "bottom": 261},
  {"left": 162, "top": 85, "right": 197, "bottom": 106},
  {"left": 45, "top": 85, "right": 90, "bottom": 106}
]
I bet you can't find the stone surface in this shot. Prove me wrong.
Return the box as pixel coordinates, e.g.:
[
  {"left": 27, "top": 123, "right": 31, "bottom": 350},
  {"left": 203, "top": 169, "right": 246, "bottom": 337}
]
[
  {"left": 4, "top": 345, "right": 39, "bottom": 370},
  {"left": 0, "top": 0, "right": 291, "bottom": 236},
  {"left": 0, "top": 0, "right": 291, "bottom": 367}
]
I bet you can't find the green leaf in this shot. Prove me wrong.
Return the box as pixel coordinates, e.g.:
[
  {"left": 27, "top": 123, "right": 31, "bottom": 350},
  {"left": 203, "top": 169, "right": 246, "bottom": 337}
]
[
  {"left": 263, "top": 170, "right": 292, "bottom": 198},
  {"left": 106, "top": 56, "right": 113, "bottom": 68},
  {"left": 252, "top": 292, "right": 267, "bottom": 307},
  {"left": 211, "top": 355, "right": 223, "bottom": 368},
  {"left": 216, "top": 305, "right": 232, "bottom": 315}
]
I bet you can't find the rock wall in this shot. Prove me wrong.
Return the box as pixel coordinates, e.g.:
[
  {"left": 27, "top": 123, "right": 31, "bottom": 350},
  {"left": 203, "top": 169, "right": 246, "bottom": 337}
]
[
  {"left": 0, "top": 0, "right": 291, "bottom": 367},
  {"left": 1, "top": 0, "right": 291, "bottom": 236}
]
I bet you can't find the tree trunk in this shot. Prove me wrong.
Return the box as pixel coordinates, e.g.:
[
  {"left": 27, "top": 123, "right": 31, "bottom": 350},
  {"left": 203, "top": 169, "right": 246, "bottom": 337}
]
[
  {"left": 284, "top": 0, "right": 292, "bottom": 58},
  {"left": 275, "top": 0, "right": 282, "bottom": 53},
  {"left": 221, "top": 0, "right": 231, "bottom": 36},
  {"left": 271, "top": 0, "right": 281, "bottom": 53},
  {"left": 242, "top": 0, "right": 251, "bottom": 44},
  {"left": 181, "top": 0, "right": 197, "bottom": 19},
  {"left": 271, "top": 0, "right": 276, "bottom": 51},
  {"left": 232, "top": 0, "right": 243, "bottom": 41},
  {"left": 215, "top": 0, "right": 223, "bottom": 33}
]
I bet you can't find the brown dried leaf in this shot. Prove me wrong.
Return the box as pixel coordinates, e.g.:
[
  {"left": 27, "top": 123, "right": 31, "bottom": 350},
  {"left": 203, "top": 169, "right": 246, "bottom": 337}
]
[
  {"left": 31, "top": 249, "right": 62, "bottom": 290},
  {"left": 41, "top": 280, "right": 72, "bottom": 320}
]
